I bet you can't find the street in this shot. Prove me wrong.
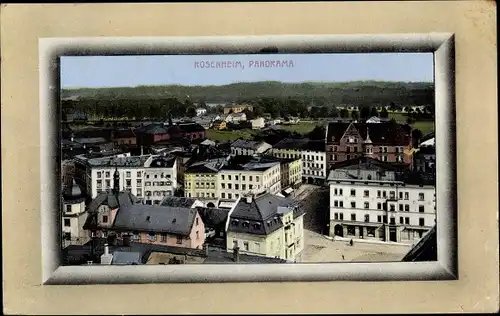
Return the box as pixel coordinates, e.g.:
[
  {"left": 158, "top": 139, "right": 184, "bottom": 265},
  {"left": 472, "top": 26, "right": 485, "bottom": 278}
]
[{"left": 294, "top": 184, "right": 411, "bottom": 263}]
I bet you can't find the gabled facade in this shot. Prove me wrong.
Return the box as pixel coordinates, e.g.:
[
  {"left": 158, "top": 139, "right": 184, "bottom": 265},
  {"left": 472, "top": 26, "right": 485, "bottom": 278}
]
[{"left": 325, "top": 122, "right": 413, "bottom": 169}]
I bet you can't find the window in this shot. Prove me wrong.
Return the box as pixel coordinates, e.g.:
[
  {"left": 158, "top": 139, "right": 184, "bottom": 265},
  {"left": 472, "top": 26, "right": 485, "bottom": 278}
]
[
  {"left": 228, "top": 183, "right": 232, "bottom": 189},
  {"left": 334, "top": 201, "right": 339, "bottom": 207},
  {"left": 242, "top": 176, "right": 245, "bottom": 181},
  {"left": 339, "top": 213, "right": 344, "bottom": 220},
  {"left": 383, "top": 215, "right": 388, "bottom": 223},
  {"left": 228, "top": 193, "right": 232, "bottom": 199},
  {"left": 382, "top": 191, "right": 387, "bottom": 198},
  {"left": 137, "top": 189, "right": 142, "bottom": 196},
  {"left": 339, "top": 201, "right": 344, "bottom": 208},
  {"left": 256, "top": 176, "right": 260, "bottom": 182},
  {"left": 249, "top": 176, "right": 253, "bottom": 181},
  {"left": 161, "top": 233, "right": 167, "bottom": 242},
  {"left": 364, "top": 202, "right": 369, "bottom": 209},
  {"left": 221, "top": 175, "right": 225, "bottom": 180},
  {"left": 364, "top": 214, "right": 369, "bottom": 222},
  {"left": 66, "top": 205, "right": 72, "bottom": 213},
  {"left": 195, "top": 218, "right": 199, "bottom": 226},
  {"left": 196, "top": 231, "right": 200, "bottom": 239},
  {"left": 405, "top": 205, "right": 410, "bottom": 212},
  {"left": 249, "top": 185, "right": 253, "bottom": 190},
  {"left": 377, "top": 190, "right": 381, "bottom": 198},
  {"left": 221, "top": 193, "right": 226, "bottom": 199},
  {"left": 419, "top": 205, "right": 425, "bottom": 213},
  {"left": 243, "top": 241, "right": 249, "bottom": 251},
  {"left": 390, "top": 204, "right": 395, "bottom": 212},
  {"left": 405, "top": 192, "right": 409, "bottom": 200},
  {"left": 334, "top": 213, "right": 339, "bottom": 220},
  {"left": 399, "top": 204, "right": 403, "bottom": 211},
  {"left": 351, "top": 213, "right": 356, "bottom": 221},
  {"left": 399, "top": 192, "right": 403, "bottom": 199},
  {"left": 399, "top": 217, "right": 404, "bottom": 224},
  {"left": 176, "top": 235, "right": 183, "bottom": 244},
  {"left": 390, "top": 217, "right": 396, "bottom": 225},
  {"left": 221, "top": 183, "right": 225, "bottom": 189},
  {"left": 97, "top": 172, "right": 102, "bottom": 178},
  {"left": 419, "top": 218, "right": 425, "bottom": 226},
  {"left": 377, "top": 215, "right": 382, "bottom": 222},
  {"left": 235, "top": 175, "right": 239, "bottom": 180},
  {"left": 419, "top": 193, "right": 425, "bottom": 201},
  {"left": 126, "top": 179, "right": 131, "bottom": 187},
  {"left": 64, "top": 219, "right": 71, "bottom": 227},
  {"left": 339, "top": 189, "right": 343, "bottom": 195},
  {"left": 405, "top": 217, "right": 410, "bottom": 225},
  {"left": 364, "top": 190, "right": 369, "bottom": 197},
  {"left": 377, "top": 203, "right": 382, "bottom": 210},
  {"left": 351, "top": 201, "right": 356, "bottom": 208},
  {"left": 137, "top": 171, "right": 141, "bottom": 177},
  {"left": 235, "top": 184, "right": 239, "bottom": 190},
  {"left": 242, "top": 184, "right": 246, "bottom": 190},
  {"left": 334, "top": 188, "right": 338, "bottom": 195},
  {"left": 102, "top": 215, "right": 108, "bottom": 223},
  {"left": 148, "top": 232, "right": 156, "bottom": 241},
  {"left": 350, "top": 189, "right": 356, "bottom": 197},
  {"left": 105, "top": 171, "right": 110, "bottom": 178},
  {"left": 390, "top": 191, "right": 395, "bottom": 199},
  {"left": 126, "top": 171, "right": 131, "bottom": 178}
]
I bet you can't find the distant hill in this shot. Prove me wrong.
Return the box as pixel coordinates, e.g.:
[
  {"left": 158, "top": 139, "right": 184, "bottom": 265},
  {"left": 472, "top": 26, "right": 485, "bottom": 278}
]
[{"left": 61, "top": 81, "right": 434, "bottom": 107}]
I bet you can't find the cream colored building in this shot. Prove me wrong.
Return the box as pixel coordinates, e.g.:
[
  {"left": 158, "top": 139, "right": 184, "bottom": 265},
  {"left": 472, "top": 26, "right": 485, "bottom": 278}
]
[
  {"left": 327, "top": 157, "right": 436, "bottom": 244},
  {"left": 62, "top": 180, "right": 89, "bottom": 248},
  {"left": 184, "top": 157, "right": 281, "bottom": 202},
  {"left": 225, "top": 193, "right": 305, "bottom": 262}
]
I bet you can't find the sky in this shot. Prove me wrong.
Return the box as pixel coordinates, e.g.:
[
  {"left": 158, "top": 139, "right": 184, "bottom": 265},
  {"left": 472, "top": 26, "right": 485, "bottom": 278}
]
[{"left": 60, "top": 53, "right": 434, "bottom": 88}]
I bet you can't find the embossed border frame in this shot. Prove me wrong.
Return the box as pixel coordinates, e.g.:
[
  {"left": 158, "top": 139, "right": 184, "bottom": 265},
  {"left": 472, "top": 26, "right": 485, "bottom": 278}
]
[{"left": 39, "top": 33, "right": 456, "bottom": 285}]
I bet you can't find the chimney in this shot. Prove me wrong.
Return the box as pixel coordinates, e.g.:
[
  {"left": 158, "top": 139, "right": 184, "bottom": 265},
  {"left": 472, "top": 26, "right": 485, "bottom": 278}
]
[
  {"left": 100, "top": 243, "right": 113, "bottom": 265},
  {"left": 233, "top": 246, "right": 240, "bottom": 262}
]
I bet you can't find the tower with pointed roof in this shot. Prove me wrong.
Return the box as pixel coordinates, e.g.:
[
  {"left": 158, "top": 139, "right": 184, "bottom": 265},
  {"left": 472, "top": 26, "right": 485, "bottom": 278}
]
[
  {"left": 113, "top": 166, "right": 120, "bottom": 194},
  {"left": 363, "top": 127, "right": 374, "bottom": 158},
  {"left": 62, "top": 178, "right": 90, "bottom": 248}
]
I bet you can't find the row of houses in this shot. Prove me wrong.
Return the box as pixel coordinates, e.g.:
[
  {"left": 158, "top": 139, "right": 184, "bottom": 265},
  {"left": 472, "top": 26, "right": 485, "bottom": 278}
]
[{"left": 62, "top": 168, "right": 305, "bottom": 263}]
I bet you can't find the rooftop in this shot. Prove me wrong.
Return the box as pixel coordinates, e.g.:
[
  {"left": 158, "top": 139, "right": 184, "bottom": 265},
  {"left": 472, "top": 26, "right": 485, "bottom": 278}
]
[
  {"left": 231, "top": 139, "right": 269, "bottom": 150},
  {"left": 326, "top": 122, "right": 412, "bottom": 145},
  {"left": 160, "top": 196, "right": 199, "bottom": 208},
  {"left": 273, "top": 138, "right": 325, "bottom": 152},
  {"left": 85, "top": 155, "right": 151, "bottom": 168}
]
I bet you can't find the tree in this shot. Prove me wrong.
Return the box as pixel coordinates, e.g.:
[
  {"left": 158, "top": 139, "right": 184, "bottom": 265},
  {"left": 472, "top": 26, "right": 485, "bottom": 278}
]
[
  {"left": 359, "top": 105, "right": 372, "bottom": 120},
  {"left": 351, "top": 110, "right": 359, "bottom": 121},
  {"left": 186, "top": 107, "right": 196, "bottom": 118},
  {"left": 380, "top": 107, "right": 389, "bottom": 119},
  {"left": 339, "top": 108, "right": 349, "bottom": 118},
  {"left": 370, "top": 107, "right": 379, "bottom": 118},
  {"left": 328, "top": 107, "right": 339, "bottom": 118}
]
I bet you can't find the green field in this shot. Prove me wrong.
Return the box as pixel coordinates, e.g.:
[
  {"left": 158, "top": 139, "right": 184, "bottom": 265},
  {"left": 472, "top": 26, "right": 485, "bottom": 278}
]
[
  {"left": 205, "top": 129, "right": 257, "bottom": 142},
  {"left": 280, "top": 121, "right": 320, "bottom": 134},
  {"left": 412, "top": 121, "right": 435, "bottom": 135}
]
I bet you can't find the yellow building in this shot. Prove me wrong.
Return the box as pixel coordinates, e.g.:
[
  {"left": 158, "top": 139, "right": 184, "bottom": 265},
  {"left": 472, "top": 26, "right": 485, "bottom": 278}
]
[
  {"left": 223, "top": 104, "right": 254, "bottom": 115},
  {"left": 212, "top": 120, "right": 226, "bottom": 130},
  {"left": 226, "top": 193, "right": 305, "bottom": 262},
  {"left": 260, "top": 155, "right": 303, "bottom": 190},
  {"left": 184, "top": 159, "right": 223, "bottom": 201}
]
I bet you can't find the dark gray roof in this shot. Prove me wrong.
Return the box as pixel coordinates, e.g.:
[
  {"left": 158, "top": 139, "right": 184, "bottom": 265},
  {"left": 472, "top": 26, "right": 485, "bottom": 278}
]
[
  {"left": 231, "top": 139, "right": 268, "bottom": 150},
  {"left": 160, "top": 196, "right": 198, "bottom": 208},
  {"left": 228, "top": 193, "right": 298, "bottom": 235},
  {"left": 273, "top": 138, "right": 325, "bottom": 152},
  {"left": 111, "top": 251, "right": 142, "bottom": 265},
  {"left": 87, "top": 191, "right": 141, "bottom": 213},
  {"left": 73, "top": 137, "right": 110, "bottom": 145},
  {"left": 62, "top": 180, "right": 85, "bottom": 202},
  {"left": 196, "top": 207, "right": 230, "bottom": 228},
  {"left": 113, "top": 205, "right": 197, "bottom": 236}
]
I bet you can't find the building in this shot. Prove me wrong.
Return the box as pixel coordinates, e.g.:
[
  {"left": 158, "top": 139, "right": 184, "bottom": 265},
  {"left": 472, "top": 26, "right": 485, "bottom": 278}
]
[
  {"left": 366, "top": 116, "right": 382, "bottom": 123},
  {"left": 184, "top": 156, "right": 281, "bottom": 202},
  {"left": 112, "top": 129, "right": 136, "bottom": 146},
  {"left": 177, "top": 122, "right": 206, "bottom": 141},
  {"left": 226, "top": 193, "right": 305, "bottom": 262},
  {"left": 73, "top": 153, "right": 177, "bottom": 201},
  {"left": 223, "top": 104, "right": 254, "bottom": 114},
  {"left": 83, "top": 172, "right": 206, "bottom": 250},
  {"left": 195, "top": 108, "right": 207, "bottom": 117},
  {"left": 212, "top": 119, "right": 226, "bottom": 130},
  {"left": 230, "top": 139, "right": 272, "bottom": 156},
  {"left": 61, "top": 159, "right": 76, "bottom": 189},
  {"left": 325, "top": 121, "right": 413, "bottom": 169},
  {"left": 63, "top": 238, "right": 287, "bottom": 266},
  {"left": 218, "top": 158, "right": 281, "bottom": 200},
  {"left": 250, "top": 117, "right": 265, "bottom": 129},
  {"left": 327, "top": 157, "right": 436, "bottom": 244},
  {"left": 62, "top": 180, "right": 89, "bottom": 248},
  {"left": 160, "top": 196, "right": 204, "bottom": 208},
  {"left": 135, "top": 124, "right": 170, "bottom": 146},
  {"left": 259, "top": 155, "right": 303, "bottom": 192},
  {"left": 413, "top": 145, "right": 436, "bottom": 176},
  {"left": 225, "top": 112, "right": 247, "bottom": 123},
  {"left": 143, "top": 155, "right": 178, "bottom": 205},
  {"left": 270, "top": 138, "right": 327, "bottom": 185}
]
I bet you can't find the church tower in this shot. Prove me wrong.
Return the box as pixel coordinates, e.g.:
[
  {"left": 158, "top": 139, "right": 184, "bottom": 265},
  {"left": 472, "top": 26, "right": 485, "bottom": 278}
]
[
  {"left": 113, "top": 166, "right": 120, "bottom": 194},
  {"left": 363, "top": 128, "right": 374, "bottom": 159}
]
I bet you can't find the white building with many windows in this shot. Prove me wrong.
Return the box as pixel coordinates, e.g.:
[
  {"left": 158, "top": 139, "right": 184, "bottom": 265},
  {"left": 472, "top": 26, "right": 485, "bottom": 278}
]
[
  {"left": 269, "top": 138, "right": 327, "bottom": 184},
  {"left": 61, "top": 180, "right": 89, "bottom": 248},
  {"left": 73, "top": 154, "right": 177, "bottom": 204},
  {"left": 327, "top": 157, "right": 435, "bottom": 244}
]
